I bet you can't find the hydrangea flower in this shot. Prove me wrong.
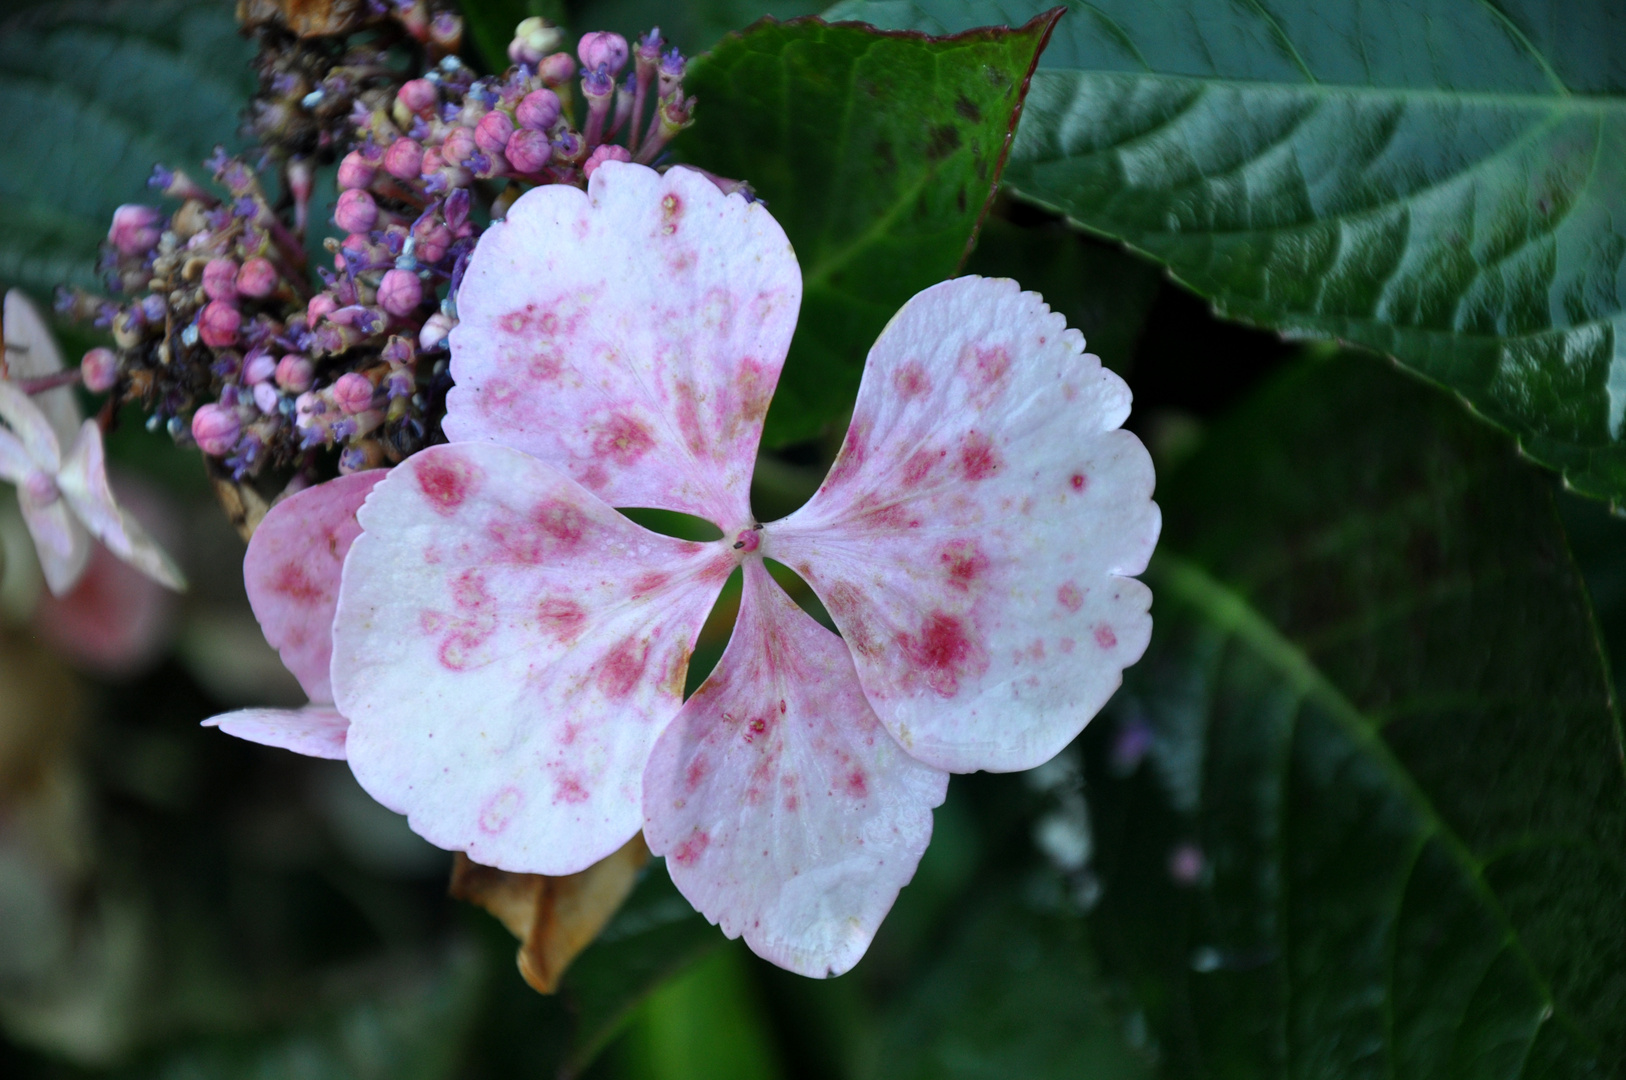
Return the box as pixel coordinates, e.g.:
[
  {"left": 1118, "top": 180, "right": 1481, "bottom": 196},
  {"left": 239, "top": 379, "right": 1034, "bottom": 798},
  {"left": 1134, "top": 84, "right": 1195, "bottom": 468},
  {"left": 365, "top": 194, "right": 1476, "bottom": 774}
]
[
  {"left": 213, "top": 162, "right": 1159, "bottom": 976},
  {"left": 1, "top": 291, "right": 184, "bottom": 596}
]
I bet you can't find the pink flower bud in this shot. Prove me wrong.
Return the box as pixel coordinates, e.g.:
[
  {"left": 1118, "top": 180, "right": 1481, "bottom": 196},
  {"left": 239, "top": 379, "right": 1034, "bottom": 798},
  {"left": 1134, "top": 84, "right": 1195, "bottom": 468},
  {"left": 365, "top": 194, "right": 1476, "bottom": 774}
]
[
  {"left": 306, "top": 294, "right": 337, "bottom": 326},
  {"left": 537, "top": 52, "right": 577, "bottom": 86},
  {"left": 198, "top": 300, "right": 241, "bottom": 348},
  {"left": 334, "top": 189, "right": 379, "bottom": 233},
  {"left": 505, "top": 128, "right": 552, "bottom": 174},
  {"left": 578, "top": 31, "right": 629, "bottom": 75},
  {"left": 474, "top": 111, "right": 513, "bottom": 155},
  {"left": 253, "top": 381, "right": 280, "bottom": 414},
  {"left": 377, "top": 269, "right": 423, "bottom": 316},
  {"left": 202, "top": 257, "right": 240, "bottom": 301},
  {"left": 516, "top": 89, "right": 562, "bottom": 131},
  {"left": 243, "top": 350, "right": 278, "bottom": 384},
  {"left": 236, "top": 257, "right": 278, "bottom": 298},
  {"left": 397, "top": 78, "right": 438, "bottom": 116},
  {"left": 442, "top": 126, "right": 476, "bottom": 165},
  {"left": 191, "top": 403, "right": 240, "bottom": 455},
  {"left": 337, "top": 150, "right": 377, "bottom": 190},
  {"left": 109, "top": 204, "right": 163, "bottom": 257},
  {"left": 333, "top": 372, "right": 375, "bottom": 414},
  {"left": 80, "top": 347, "right": 119, "bottom": 393},
  {"left": 508, "top": 16, "right": 562, "bottom": 66},
  {"left": 583, "top": 143, "right": 633, "bottom": 178},
  {"left": 412, "top": 223, "right": 453, "bottom": 264},
  {"left": 383, "top": 138, "right": 424, "bottom": 181},
  {"left": 419, "top": 312, "right": 454, "bottom": 350},
  {"left": 275, "top": 354, "right": 314, "bottom": 392},
  {"left": 420, "top": 146, "right": 445, "bottom": 176}
]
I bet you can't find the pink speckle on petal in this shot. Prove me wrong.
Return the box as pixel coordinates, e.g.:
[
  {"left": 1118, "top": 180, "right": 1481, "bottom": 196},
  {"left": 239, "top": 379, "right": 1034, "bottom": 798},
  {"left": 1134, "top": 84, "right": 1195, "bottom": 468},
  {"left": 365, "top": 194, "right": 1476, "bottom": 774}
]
[
  {"left": 416, "top": 455, "right": 478, "bottom": 514},
  {"left": 686, "top": 757, "right": 708, "bottom": 793},
  {"left": 938, "top": 539, "right": 990, "bottom": 591},
  {"left": 959, "top": 431, "right": 1001, "bottom": 481},
  {"left": 902, "top": 448, "right": 945, "bottom": 488},
  {"left": 1057, "top": 581, "right": 1084, "bottom": 613},
  {"left": 1060, "top": 637, "right": 1076, "bottom": 653},
  {"left": 597, "top": 636, "right": 650, "bottom": 698},
  {"left": 1070, "top": 472, "right": 1088, "bottom": 492},
  {"left": 893, "top": 360, "right": 932, "bottom": 399},
  {"left": 898, "top": 611, "right": 986, "bottom": 698},
  {"left": 274, "top": 563, "right": 323, "bottom": 604},
  {"left": 479, "top": 787, "right": 523, "bottom": 833},
  {"left": 673, "top": 829, "right": 709, "bottom": 866},
  {"left": 535, "top": 499, "right": 586, "bottom": 549},
  {"left": 593, "top": 412, "right": 655, "bottom": 465},
  {"left": 1095, "top": 624, "right": 1118, "bottom": 649},
  {"left": 537, "top": 597, "right": 586, "bottom": 640},
  {"left": 554, "top": 774, "right": 590, "bottom": 804},
  {"left": 844, "top": 769, "right": 869, "bottom": 798}
]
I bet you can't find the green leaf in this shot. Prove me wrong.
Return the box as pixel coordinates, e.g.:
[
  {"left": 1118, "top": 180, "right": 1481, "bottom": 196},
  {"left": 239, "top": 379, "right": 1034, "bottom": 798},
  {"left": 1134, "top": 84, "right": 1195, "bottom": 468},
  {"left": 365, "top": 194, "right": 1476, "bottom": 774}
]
[
  {"left": 1079, "top": 353, "right": 1626, "bottom": 1075},
  {"left": 559, "top": 859, "right": 724, "bottom": 1075},
  {"left": 869, "top": 888, "right": 1155, "bottom": 1080},
  {"left": 825, "top": 1, "right": 1626, "bottom": 506},
  {"left": 0, "top": 0, "right": 254, "bottom": 294},
  {"left": 677, "top": 13, "right": 1058, "bottom": 446}
]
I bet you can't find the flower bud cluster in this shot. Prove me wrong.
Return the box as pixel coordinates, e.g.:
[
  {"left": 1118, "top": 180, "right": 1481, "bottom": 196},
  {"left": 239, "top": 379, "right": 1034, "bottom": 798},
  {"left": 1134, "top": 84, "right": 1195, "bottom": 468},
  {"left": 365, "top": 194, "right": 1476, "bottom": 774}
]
[{"left": 57, "top": 14, "right": 716, "bottom": 490}]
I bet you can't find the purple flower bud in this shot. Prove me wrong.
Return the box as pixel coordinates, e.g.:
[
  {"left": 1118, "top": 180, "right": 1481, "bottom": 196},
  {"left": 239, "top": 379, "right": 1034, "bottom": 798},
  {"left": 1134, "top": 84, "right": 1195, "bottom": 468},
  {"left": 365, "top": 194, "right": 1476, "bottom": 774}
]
[
  {"left": 378, "top": 268, "right": 424, "bottom": 316},
  {"left": 203, "top": 257, "right": 240, "bottom": 302},
  {"left": 419, "top": 311, "right": 454, "bottom": 350},
  {"left": 236, "top": 257, "right": 278, "bottom": 298},
  {"left": 637, "top": 27, "right": 664, "bottom": 64},
  {"left": 334, "top": 372, "right": 376, "bottom": 414},
  {"left": 517, "top": 88, "right": 562, "bottom": 131},
  {"left": 442, "top": 126, "right": 476, "bottom": 165},
  {"left": 141, "top": 294, "right": 167, "bottom": 323},
  {"left": 505, "top": 128, "right": 552, "bottom": 173},
  {"left": 582, "top": 64, "right": 615, "bottom": 103},
  {"left": 551, "top": 129, "right": 585, "bottom": 165},
  {"left": 584, "top": 143, "right": 632, "bottom": 178},
  {"left": 537, "top": 52, "right": 576, "bottom": 86},
  {"left": 109, "top": 204, "right": 163, "bottom": 256},
  {"left": 443, "top": 187, "right": 471, "bottom": 229},
  {"left": 338, "top": 150, "right": 378, "bottom": 190},
  {"left": 191, "top": 403, "right": 241, "bottom": 455},
  {"left": 397, "top": 78, "right": 438, "bottom": 116},
  {"left": 80, "top": 347, "right": 119, "bottom": 393},
  {"left": 413, "top": 221, "right": 454, "bottom": 264},
  {"left": 307, "top": 293, "right": 338, "bottom": 326},
  {"left": 243, "top": 350, "right": 278, "bottom": 384},
  {"left": 578, "top": 31, "right": 629, "bottom": 75},
  {"left": 198, "top": 300, "right": 241, "bottom": 348},
  {"left": 384, "top": 138, "right": 424, "bottom": 181},
  {"left": 508, "top": 16, "right": 563, "bottom": 66},
  {"left": 275, "top": 354, "right": 314, "bottom": 392},
  {"left": 660, "top": 46, "right": 687, "bottom": 86},
  {"left": 474, "top": 111, "right": 513, "bottom": 155},
  {"left": 253, "top": 381, "right": 280, "bottom": 414}
]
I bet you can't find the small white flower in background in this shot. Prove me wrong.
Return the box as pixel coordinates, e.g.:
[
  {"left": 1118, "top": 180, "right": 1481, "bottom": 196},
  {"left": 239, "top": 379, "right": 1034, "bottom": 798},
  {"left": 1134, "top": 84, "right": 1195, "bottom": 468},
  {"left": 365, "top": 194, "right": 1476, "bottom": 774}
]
[{"left": 1, "top": 290, "right": 185, "bottom": 595}]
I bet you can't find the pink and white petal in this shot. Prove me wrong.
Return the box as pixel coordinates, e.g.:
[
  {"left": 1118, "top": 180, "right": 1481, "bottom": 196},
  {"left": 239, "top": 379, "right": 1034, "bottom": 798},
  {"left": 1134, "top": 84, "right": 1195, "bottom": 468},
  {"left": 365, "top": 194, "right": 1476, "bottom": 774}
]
[
  {"left": 445, "top": 161, "right": 800, "bottom": 528},
  {"left": 331, "top": 443, "right": 736, "bottom": 876},
  {"left": 0, "top": 426, "right": 32, "bottom": 483},
  {"left": 644, "top": 560, "right": 948, "bottom": 978},
  {"left": 769, "top": 277, "right": 1160, "bottom": 775},
  {"left": 243, "top": 470, "right": 387, "bottom": 702},
  {"left": 3, "top": 290, "right": 81, "bottom": 450},
  {"left": 0, "top": 381, "right": 59, "bottom": 471},
  {"left": 57, "top": 420, "right": 185, "bottom": 591},
  {"left": 204, "top": 705, "right": 350, "bottom": 760},
  {"left": 19, "top": 492, "right": 89, "bottom": 596}
]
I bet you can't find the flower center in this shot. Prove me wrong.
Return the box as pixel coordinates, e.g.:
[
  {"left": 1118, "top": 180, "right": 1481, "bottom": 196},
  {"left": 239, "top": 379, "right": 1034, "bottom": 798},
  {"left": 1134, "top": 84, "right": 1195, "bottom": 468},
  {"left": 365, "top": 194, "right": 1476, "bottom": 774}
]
[
  {"left": 731, "top": 525, "right": 762, "bottom": 554},
  {"left": 22, "top": 469, "right": 59, "bottom": 506}
]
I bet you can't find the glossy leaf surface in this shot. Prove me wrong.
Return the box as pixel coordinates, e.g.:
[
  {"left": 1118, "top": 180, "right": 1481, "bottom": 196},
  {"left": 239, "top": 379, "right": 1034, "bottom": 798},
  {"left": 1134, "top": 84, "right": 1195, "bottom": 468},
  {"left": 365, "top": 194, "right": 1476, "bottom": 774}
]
[
  {"left": 828, "top": 0, "right": 1626, "bottom": 504},
  {"left": 0, "top": 0, "right": 252, "bottom": 292},
  {"left": 1082, "top": 354, "right": 1626, "bottom": 1076},
  {"left": 677, "top": 13, "right": 1056, "bottom": 446}
]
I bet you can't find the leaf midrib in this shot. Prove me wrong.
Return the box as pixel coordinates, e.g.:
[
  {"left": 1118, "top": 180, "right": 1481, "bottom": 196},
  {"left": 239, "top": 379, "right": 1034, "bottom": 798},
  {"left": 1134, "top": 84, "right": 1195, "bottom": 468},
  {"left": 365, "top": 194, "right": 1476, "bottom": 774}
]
[
  {"left": 1028, "top": 67, "right": 1622, "bottom": 111},
  {"left": 1152, "top": 549, "right": 1603, "bottom": 1058}
]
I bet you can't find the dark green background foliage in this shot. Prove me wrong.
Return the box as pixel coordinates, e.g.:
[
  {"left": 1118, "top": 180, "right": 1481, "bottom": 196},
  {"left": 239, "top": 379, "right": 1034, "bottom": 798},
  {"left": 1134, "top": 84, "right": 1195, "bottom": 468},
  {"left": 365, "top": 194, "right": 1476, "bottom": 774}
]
[{"left": 2, "top": 0, "right": 1625, "bottom": 1077}]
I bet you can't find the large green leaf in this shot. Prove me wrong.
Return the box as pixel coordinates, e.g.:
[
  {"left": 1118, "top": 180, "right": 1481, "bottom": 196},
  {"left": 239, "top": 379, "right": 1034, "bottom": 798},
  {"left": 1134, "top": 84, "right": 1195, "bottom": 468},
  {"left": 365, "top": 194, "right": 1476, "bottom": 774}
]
[
  {"left": 868, "top": 889, "right": 1154, "bottom": 1080},
  {"left": 677, "top": 13, "right": 1057, "bottom": 446},
  {"left": 825, "top": 1, "right": 1626, "bottom": 506},
  {"left": 0, "top": 0, "right": 254, "bottom": 294},
  {"left": 1076, "top": 353, "right": 1626, "bottom": 1075}
]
